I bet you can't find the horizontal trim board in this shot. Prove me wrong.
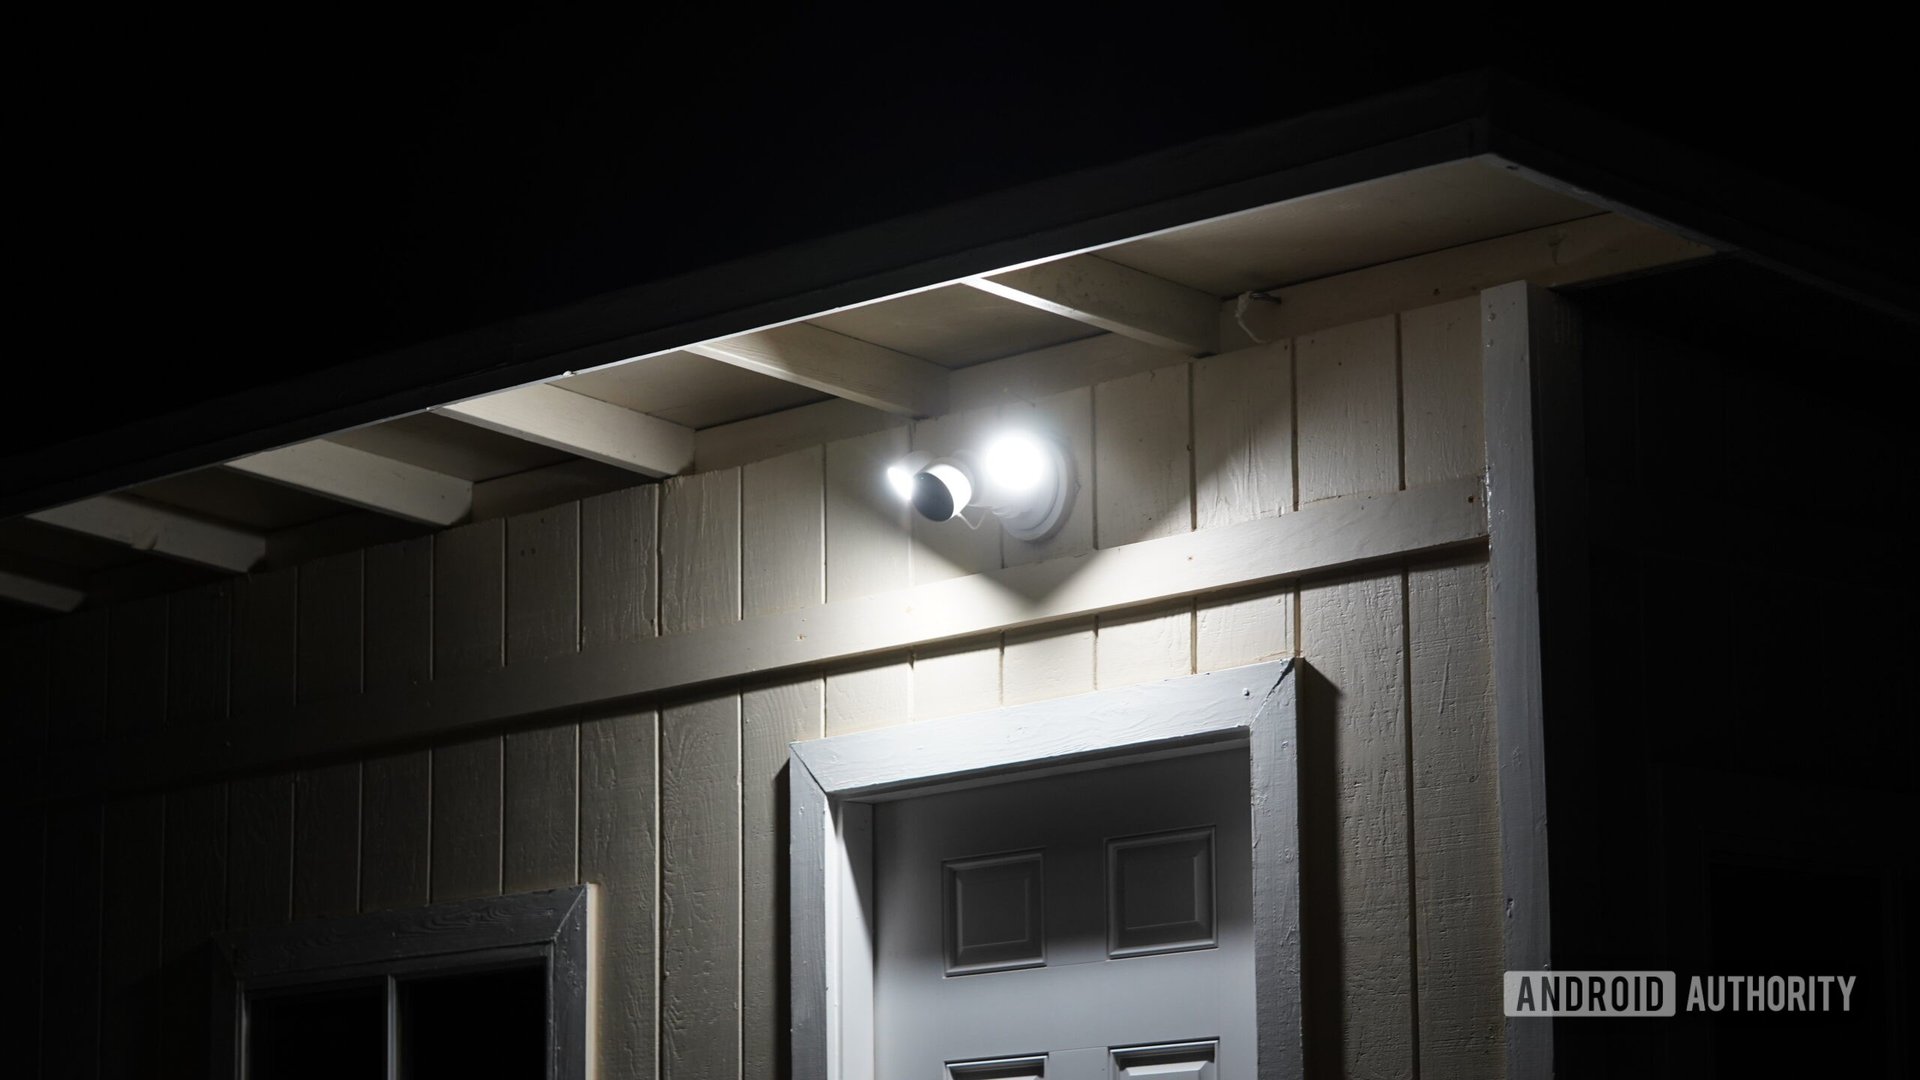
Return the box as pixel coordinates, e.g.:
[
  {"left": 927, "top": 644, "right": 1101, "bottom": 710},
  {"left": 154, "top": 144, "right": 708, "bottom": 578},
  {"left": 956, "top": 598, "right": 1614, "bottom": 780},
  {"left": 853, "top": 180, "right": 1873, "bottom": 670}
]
[
  {"left": 41, "top": 477, "right": 1484, "bottom": 796},
  {"left": 27, "top": 493, "right": 266, "bottom": 573}
]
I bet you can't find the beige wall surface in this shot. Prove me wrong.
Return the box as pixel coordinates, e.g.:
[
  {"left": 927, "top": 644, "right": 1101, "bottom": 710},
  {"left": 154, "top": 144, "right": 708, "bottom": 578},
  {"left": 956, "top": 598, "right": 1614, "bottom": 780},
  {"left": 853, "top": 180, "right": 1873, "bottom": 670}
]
[{"left": 4, "top": 296, "right": 1503, "bottom": 1079}]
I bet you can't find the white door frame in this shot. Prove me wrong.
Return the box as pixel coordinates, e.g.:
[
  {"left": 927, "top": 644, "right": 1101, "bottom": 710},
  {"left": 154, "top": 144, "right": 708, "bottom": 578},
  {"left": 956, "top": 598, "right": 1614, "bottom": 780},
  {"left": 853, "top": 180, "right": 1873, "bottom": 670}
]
[{"left": 788, "top": 659, "right": 1302, "bottom": 1080}]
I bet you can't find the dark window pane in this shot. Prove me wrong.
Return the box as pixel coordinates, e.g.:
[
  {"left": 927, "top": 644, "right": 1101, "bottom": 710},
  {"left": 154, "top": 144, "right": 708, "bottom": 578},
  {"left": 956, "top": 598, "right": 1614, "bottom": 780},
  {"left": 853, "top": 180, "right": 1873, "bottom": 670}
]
[
  {"left": 248, "top": 982, "right": 386, "bottom": 1080},
  {"left": 399, "top": 964, "right": 546, "bottom": 1079}
]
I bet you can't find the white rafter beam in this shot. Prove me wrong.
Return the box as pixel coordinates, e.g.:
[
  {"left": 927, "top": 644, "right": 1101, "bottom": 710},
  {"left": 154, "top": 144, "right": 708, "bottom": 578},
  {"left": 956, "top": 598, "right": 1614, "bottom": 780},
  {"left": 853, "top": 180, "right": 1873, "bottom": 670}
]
[
  {"left": 228, "top": 440, "right": 473, "bottom": 526},
  {"left": 684, "top": 322, "right": 949, "bottom": 417},
  {"left": 435, "top": 383, "right": 695, "bottom": 477},
  {"left": 27, "top": 494, "right": 265, "bottom": 573},
  {"left": 966, "top": 253, "right": 1221, "bottom": 355},
  {"left": 0, "top": 568, "right": 85, "bottom": 613}
]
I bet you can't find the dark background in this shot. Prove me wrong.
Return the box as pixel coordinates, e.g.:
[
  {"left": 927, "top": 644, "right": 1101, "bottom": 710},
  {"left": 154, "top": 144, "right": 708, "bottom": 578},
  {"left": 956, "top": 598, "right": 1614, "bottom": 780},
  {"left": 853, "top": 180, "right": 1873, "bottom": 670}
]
[
  {"left": 15, "top": 18, "right": 1916, "bottom": 1077},
  {"left": 13, "top": 17, "right": 1915, "bottom": 457}
]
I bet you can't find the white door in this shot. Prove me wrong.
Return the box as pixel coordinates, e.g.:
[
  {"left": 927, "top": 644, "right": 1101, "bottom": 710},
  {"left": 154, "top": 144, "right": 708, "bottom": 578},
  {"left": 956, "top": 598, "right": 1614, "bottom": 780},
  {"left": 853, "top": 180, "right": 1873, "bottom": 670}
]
[{"left": 874, "top": 749, "right": 1254, "bottom": 1079}]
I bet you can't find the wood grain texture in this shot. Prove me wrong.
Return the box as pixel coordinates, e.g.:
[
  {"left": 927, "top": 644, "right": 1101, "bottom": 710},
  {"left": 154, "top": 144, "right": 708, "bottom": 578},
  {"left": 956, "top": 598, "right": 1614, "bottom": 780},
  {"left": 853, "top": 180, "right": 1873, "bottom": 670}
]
[
  {"left": 579, "top": 711, "right": 659, "bottom": 1080},
  {"left": 661, "top": 468, "right": 742, "bottom": 635},
  {"left": 1300, "top": 569, "right": 1413, "bottom": 1077},
  {"left": 824, "top": 663, "right": 913, "bottom": 737},
  {"left": 909, "top": 406, "right": 1001, "bottom": 584},
  {"left": 1409, "top": 557, "right": 1503, "bottom": 1078},
  {"left": 825, "top": 427, "right": 912, "bottom": 735},
  {"left": 660, "top": 695, "right": 743, "bottom": 1080},
  {"left": 107, "top": 594, "right": 167, "bottom": 740},
  {"left": 1195, "top": 341, "right": 1294, "bottom": 527},
  {"left": 226, "top": 773, "right": 294, "bottom": 929},
  {"left": 911, "top": 639, "right": 1002, "bottom": 721},
  {"left": 52, "top": 480, "right": 1485, "bottom": 796},
  {"left": 431, "top": 736, "right": 503, "bottom": 901},
  {"left": 293, "top": 763, "right": 362, "bottom": 919},
  {"left": 298, "top": 550, "right": 364, "bottom": 702},
  {"left": 100, "top": 795, "right": 164, "bottom": 1079},
  {"left": 1003, "top": 619, "right": 1094, "bottom": 706},
  {"left": 166, "top": 581, "right": 229, "bottom": 727},
  {"left": 434, "top": 518, "right": 505, "bottom": 678},
  {"left": 232, "top": 568, "right": 297, "bottom": 719},
  {"left": 1094, "top": 363, "right": 1191, "bottom": 547},
  {"left": 504, "top": 724, "right": 578, "bottom": 892},
  {"left": 824, "top": 427, "right": 910, "bottom": 602},
  {"left": 159, "top": 783, "right": 226, "bottom": 1075},
  {"left": 1197, "top": 584, "right": 1296, "bottom": 672},
  {"left": 1401, "top": 297, "right": 1485, "bottom": 486},
  {"left": 360, "top": 750, "right": 431, "bottom": 911},
  {"left": 42, "top": 803, "right": 103, "bottom": 1080},
  {"left": 742, "top": 446, "right": 825, "bottom": 617},
  {"left": 1297, "top": 314, "right": 1400, "bottom": 504},
  {"left": 52, "top": 608, "right": 108, "bottom": 748},
  {"left": 363, "top": 535, "right": 432, "bottom": 695},
  {"left": 507, "top": 502, "right": 581, "bottom": 665},
  {"left": 580, "top": 484, "right": 659, "bottom": 649},
  {"left": 999, "top": 385, "right": 1093, "bottom": 567},
  {"left": 1096, "top": 601, "right": 1193, "bottom": 688},
  {"left": 742, "top": 680, "right": 824, "bottom": 1078}
]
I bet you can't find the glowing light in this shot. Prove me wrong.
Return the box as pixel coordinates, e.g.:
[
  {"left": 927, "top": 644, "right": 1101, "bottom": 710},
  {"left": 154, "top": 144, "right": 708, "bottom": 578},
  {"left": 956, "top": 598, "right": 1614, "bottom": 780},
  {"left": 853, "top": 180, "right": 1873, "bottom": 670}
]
[
  {"left": 982, "top": 433, "right": 1047, "bottom": 494},
  {"left": 886, "top": 452, "right": 932, "bottom": 501}
]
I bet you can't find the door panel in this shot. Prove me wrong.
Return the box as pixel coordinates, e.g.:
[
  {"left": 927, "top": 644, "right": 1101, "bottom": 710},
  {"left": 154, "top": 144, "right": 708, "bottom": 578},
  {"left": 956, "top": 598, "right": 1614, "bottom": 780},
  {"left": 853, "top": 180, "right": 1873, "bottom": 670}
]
[{"left": 876, "top": 749, "right": 1254, "bottom": 1078}]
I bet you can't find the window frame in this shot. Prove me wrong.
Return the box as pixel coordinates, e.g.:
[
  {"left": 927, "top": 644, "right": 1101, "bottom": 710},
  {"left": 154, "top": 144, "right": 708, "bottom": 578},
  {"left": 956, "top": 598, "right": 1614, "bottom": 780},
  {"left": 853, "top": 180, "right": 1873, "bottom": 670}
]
[
  {"left": 213, "top": 884, "right": 589, "bottom": 1080},
  {"left": 788, "top": 659, "right": 1302, "bottom": 1080}
]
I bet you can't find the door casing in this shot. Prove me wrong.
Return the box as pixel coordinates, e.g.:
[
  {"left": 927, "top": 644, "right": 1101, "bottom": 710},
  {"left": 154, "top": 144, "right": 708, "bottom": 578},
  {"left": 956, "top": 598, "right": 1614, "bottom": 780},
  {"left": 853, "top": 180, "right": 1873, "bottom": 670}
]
[{"left": 788, "top": 659, "right": 1302, "bottom": 1080}]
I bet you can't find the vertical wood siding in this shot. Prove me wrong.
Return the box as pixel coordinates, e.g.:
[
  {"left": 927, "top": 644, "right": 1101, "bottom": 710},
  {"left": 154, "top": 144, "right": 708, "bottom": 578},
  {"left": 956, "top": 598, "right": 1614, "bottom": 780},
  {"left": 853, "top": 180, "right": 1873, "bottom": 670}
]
[{"left": 23, "top": 297, "right": 1499, "bottom": 1079}]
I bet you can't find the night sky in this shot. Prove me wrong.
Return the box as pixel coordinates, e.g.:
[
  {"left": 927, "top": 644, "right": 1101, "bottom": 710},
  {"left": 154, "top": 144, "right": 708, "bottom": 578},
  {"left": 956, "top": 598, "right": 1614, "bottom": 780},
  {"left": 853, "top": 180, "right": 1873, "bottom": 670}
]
[{"left": 14, "top": 18, "right": 1913, "bottom": 459}]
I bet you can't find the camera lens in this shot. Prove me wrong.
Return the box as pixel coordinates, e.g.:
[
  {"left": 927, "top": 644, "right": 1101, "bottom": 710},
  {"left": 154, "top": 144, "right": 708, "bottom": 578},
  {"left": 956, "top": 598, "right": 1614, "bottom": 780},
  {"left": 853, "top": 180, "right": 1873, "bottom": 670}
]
[{"left": 910, "top": 471, "right": 956, "bottom": 521}]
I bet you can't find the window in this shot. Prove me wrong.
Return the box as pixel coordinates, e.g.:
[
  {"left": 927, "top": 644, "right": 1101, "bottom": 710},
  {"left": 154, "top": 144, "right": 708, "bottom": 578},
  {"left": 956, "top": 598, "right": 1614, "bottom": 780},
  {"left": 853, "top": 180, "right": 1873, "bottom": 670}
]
[{"left": 215, "top": 886, "right": 588, "bottom": 1080}]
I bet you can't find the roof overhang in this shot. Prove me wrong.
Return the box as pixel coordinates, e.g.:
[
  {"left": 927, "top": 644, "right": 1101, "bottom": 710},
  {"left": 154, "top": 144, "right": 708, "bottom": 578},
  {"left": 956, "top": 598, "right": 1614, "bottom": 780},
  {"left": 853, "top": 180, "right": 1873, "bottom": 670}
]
[{"left": 2, "top": 71, "right": 1906, "bottom": 518}]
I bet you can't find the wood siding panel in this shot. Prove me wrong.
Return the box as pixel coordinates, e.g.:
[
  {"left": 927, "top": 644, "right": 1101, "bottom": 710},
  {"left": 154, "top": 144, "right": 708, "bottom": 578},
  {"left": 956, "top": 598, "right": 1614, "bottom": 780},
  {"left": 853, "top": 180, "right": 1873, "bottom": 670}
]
[
  {"left": 363, "top": 536, "right": 432, "bottom": 695},
  {"left": 231, "top": 568, "right": 297, "bottom": 719},
  {"left": 1297, "top": 314, "right": 1400, "bottom": 504},
  {"left": 504, "top": 725, "right": 579, "bottom": 892},
  {"left": 107, "top": 594, "right": 168, "bottom": 740},
  {"left": 431, "top": 736, "right": 503, "bottom": 901},
  {"left": 43, "top": 803, "right": 104, "bottom": 1080},
  {"left": 824, "top": 427, "right": 911, "bottom": 734},
  {"left": 1002, "top": 619, "right": 1095, "bottom": 706},
  {"left": 298, "top": 550, "right": 364, "bottom": 702},
  {"left": 661, "top": 468, "right": 742, "bottom": 636},
  {"left": 159, "top": 783, "right": 226, "bottom": 1076},
  {"left": 1096, "top": 601, "right": 1194, "bottom": 688},
  {"left": 580, "top": 485, "right": 658, "bottom": 650},
  {"left": 1410, "top": 556, "right": 1504, "bottom": 1078},
  {"left": 579, "top": 712, "right": 659, "bottom": 1080},
  {"left": 166, "top": 582, "right": 229, "bottom": 728},
  {"left": 361, "top": 750, "right": 431, "bottom": 912},
  {"left": 1301, "top": 569, "right": 1414, "bottom": 1078},
  {"left": 1196, "top": 584, "right": 1296, "bottom": 672},
  {"left": 100, "top": 796, "right": 164, "bottom": 1079},
  {"left": 1401, "top": 297, "right": 1485, "bottom": 486},
  {"left": 507, "top": 502, "right": 581, "bottom": 665},
  {"left": 293, "top": 763, "right": 362, "bottom": 919},
  {"left": 1195, "top": 341, "right": 1294, "bottom": 527},
  {"left": 434, "top": 518, "right": 505, "bottom": 678},
  {"left": 911, "top": 639, "right": 1001, "bottom": 721},
  {"left": 742, "top": 680, "right": 823, "bottom": 1078},
  {"left": 1094, "top": 363, "right": 1191, "bottom": 547},
  {"left": 742, "top": 446, "right": 825, "bottom": 617},
  {"left": 52, "top": 608, "right": 108, "bottom": 749},
  {"left": 660, "top": 695, "right": 742, "bottom": 1080},
  {"left": 226, "top": 773, "right": 294, "bottom": 930}
]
